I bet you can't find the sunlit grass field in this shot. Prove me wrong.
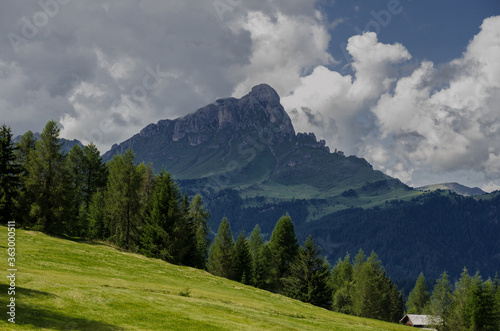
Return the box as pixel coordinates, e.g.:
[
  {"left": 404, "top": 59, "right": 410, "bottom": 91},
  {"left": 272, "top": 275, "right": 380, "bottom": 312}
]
[{"left": 0, "top": 226, "right": 410, "bottom": 330}]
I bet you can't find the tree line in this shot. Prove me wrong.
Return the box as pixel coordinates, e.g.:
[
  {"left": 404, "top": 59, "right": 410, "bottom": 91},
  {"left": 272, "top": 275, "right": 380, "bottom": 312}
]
[
  {"left": 406, "top": 270, "right": 500, "bottom": 330},
  {"left": 2, "top": 121, "right": 498, "bottom": 326},
  {"left": 0, "top": 121, "right": 210, "bottom": 268}
]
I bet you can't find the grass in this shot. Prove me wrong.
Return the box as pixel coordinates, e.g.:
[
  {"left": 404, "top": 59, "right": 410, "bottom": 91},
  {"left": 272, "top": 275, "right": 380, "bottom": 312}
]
[{"left": 1, "top": 227, "right": 411, "bottom": 330}]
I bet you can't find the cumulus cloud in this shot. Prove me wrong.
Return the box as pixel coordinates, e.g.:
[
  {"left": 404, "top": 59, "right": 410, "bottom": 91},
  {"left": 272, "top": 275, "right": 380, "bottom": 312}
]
[
  {"left": 282, "top": 32, "right": 411, "bottom": 153},
  {"left": 366, "top": 16, "right": 500, "bottom": 188},
  {"left": 230, "top": 10, "right": 334, "bottom": 98},
  {"left": 282, "top": 16, "right": 500, "bottom": 190}
]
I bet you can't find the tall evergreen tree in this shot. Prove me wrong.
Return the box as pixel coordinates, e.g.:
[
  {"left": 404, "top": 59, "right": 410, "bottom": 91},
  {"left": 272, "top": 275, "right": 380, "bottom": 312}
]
[
  {"left": 0, "top": 124, "right": 21, "bottom": 224},
  {"left": 24, "top": 121, "right": 69, "bottom": 233},
  {"left": 233, "top": 232, "right": 252, "bottom": 284},
  {"left": 104, "top": 148, "right": 143, "bottom": 249},
  {"left": 469, "top": 275, "right": 499, "bottom": 331},
  {"left": 248, "top": 224, "right": 271, "bottom": 289},
  {"left": 66, "top": 145, "right": 86, "bottom": 235},
  {"left": 188, "top": 194, "right": 210, "bottom": 269},
  {"left": 331, "top": 254, "right": 354, "bottom": 314},
  {"left": 81, "top": 143, "right": 108, "bottom": 210},
  {"left": 87, "top": 191, "right": 106, "bottom": 239},
  {"left": 282, "top": 235, "right": 332, "bottom": 309},
  {"left": 407, "top": 273, "right": 431, "bottom": 314},
  {"left": 268, "top": 214, "right": 299, "bottom": 292},
  {"left": 14, "top": 130, "right": 37, "bottom": 227},
  {"left": 428, "top": 271, "right": 453, "bottom": 330},
  {"left": 207, "top": 217, "right": 234, "bottom": 279},
  {"left": 448, "top": 268, "right": 473, "bottom": 330}
]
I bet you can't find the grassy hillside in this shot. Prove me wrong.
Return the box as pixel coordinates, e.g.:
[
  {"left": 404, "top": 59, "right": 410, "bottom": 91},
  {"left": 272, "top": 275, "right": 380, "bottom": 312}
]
[{"left": 0, "top": 227, "right": 409, "bottom": 330}]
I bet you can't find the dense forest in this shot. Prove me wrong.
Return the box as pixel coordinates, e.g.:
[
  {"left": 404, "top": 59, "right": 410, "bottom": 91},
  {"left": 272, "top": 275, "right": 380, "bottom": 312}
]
[{"left": 1, "top": 122, "right": 500, "bottom": 327}]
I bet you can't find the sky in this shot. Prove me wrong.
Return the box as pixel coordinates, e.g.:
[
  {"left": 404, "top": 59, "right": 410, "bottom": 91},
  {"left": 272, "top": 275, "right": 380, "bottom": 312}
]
[{"left": 1, "top": 1, "right": 499, "bottom": 191}]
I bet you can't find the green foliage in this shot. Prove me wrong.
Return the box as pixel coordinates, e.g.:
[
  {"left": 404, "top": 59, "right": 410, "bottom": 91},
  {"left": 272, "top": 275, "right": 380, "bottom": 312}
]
[
  {"left": 0, "top": 124, "right": 21, "bottom": 224},
  {"left": 141, "top": 170, "right": 189, "bottom": 263},
  {"left": 331, "top": 254, "right": 354, "bottom": 314},
  {"left": 268, "top": 214, "right": 299, "bottom": 292},
  {"left": 281, "top": 235, "right": 332, "bottom": 309},
  {"left": 104, "top": 148, "right": 143, "bottom": 249},
  {"left": 248, "top": 224, "right": 272, "bottom": 289},
  {"left": 188, "top": 194, "right": 210, "bottom": 269},
  {"left": 331, "top": 250, "right": 405, "bottom": 323},
  {"left": 24, "top": 121, "right": 70, "bottom": 233},
  {"left": 428, "top": 271, "right": 453, "bottom": 329},
  {"left": 407, "top": 273, "right": 431, "bottom": 314},
  {"left": 233, "top": 232, "right": 252, "bottom": 284},
  {"left": 207, "top": 217, "right": 235, "bottom": 279},
  {"left": 13, "top": 130, "right": 37, "bottom": 227}
]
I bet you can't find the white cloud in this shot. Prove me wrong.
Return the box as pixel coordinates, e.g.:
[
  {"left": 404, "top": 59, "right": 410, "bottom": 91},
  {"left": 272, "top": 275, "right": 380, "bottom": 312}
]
[
  {"left": 282, "top": 32, "right": 411, "bottom": 153},
  {"left": 364, "top": 15, "right": 500, "bottom": 187},
  {"left": 231, "top": 10, "right": 334, "bottom": 98}
]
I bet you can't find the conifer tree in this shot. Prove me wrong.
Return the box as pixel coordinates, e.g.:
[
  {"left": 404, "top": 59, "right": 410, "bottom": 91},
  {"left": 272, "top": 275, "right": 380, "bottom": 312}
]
[
  {"left": 331, "top": 254, "right": 354, "bottom": 314},
  {"left": 469, "top": 275, "right": 499, "bottom": 331},
  {"left": 87, "top": 191, "right": 106, "bottom": 239},
  {"left": 81, "top": 143, "right": 108, "bottom": 210},
  {"left": 233, "top": 232, "right": 252, "bottom": 284},
  {"left": 0, "top": 124, "right": 21, "bottom": 224},
  {"left": 188, "top": 194, "right": 210, "bottom": 269},
  {"left": 14, "top": 131, "right": 37, "bottom": 227},
  {"left": 66, "top": 145, "right": 85, "bottom": 235},
  {"left": 24, "top": 121, "right": 69, "bottom": 233},
  {"left": 282, "top": 235, "right": 332, "bottom": 309},
  {"left": 104, "top": 148, "right": 143, "bottom": 249},
  {"left": 140, "top": 170, "right": 185, "bottom": 262},
  {"left": 428, "top": 271, "right": 453, "bottom": 329},
  {"left": 207, "top": 217, "right": 234, "bottom": 279},
  {"left": 407, "top": 273, "right": 431, "bottom": 314},
  {"left": 448, "top": 267, "right": 473, "bottom": 330},
  {"left": 268, "top": 214, "right": 299, "bottom": 292},
  {"left": 248, "top": 224, "right": 271, "bottom": 289}
]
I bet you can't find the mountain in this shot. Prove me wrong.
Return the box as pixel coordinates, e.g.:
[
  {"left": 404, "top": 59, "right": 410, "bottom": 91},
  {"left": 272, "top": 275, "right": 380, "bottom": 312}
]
[
  {"left": 104, "top": 84, "right": 409, "bottom": 201},
  {"left": 417, "top": 182, "right": 486, "bottom": 196},
  {"left": 103, "top": 84, "right": 500, "bottom": 289},
  {"left": 14, "top": 132, "right": 84, "bottom": 154}
]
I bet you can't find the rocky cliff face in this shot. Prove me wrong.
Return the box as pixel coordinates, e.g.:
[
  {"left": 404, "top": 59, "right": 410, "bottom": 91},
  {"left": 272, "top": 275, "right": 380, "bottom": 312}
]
[{"left": 104, "top": 84, "right": 300, "bottom": 174}]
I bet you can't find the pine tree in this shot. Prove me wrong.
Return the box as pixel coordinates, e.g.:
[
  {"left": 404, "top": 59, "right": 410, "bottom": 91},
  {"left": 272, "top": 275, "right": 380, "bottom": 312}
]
[
  {"left": 469, "top": 275, "right": 499, "bottom": 331},
  {"left": 282, "top": 235, "right": 332, "bottom": 309},
  {"left": 24, "top": 121, "right": 69, "bottom": 233},
  {"left": 331, "top": 254, "right": 354, "bottom": 314},
  {"left": 140, "top": 170, "right": 185, "bottom": 262},
  {"left": 407, "top": 273, "right": 431, "bottom": 314},
  {"left": 248, "top": 224, "right": 271, "bottom": 289},
  {"left": 428, "top": 271, "right": 453, "bottom": 330},
  {"left": 81, "top": 143, "right": 108, "bottom": 210},
  {"left": 188, "top": 194, "right": 210, "bottom": 269},
  {"left": 448, "top": 268, "right": 473, "bottom": 330},
  {"left": 13, "top": 131, "right": 37, "bottom": 227},
  {"left": 65, "top": 145, "right": 85, "bottom": 235},
  {"left": 352, "top": 251, "right": 387, "bottom": 320},
  {"left": 207, "top": 217, "right": 234, "bottom": 279},
  {"left": 87, "top": 191, "right": 106, "bottom": 239},
  {"left": 0, "top": 124, "right": 21, "bottom": 225},
  {"left": 233, "top": 232, "right": 252, "bottom": 284},
  {"left": 104, "top": 148, "right": 143, "bottom": 249},
  {"left": 268, "top": 214, "right": 299, "bottom": 292}
]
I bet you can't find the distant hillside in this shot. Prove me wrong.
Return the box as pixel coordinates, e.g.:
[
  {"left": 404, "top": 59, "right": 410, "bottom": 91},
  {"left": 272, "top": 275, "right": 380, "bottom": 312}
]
[
  {"left": 417, "top": 182, "right": 486, "bottom": 196},
  {"left": 0, "top": 226, "right": 409, "bottom": 331}
]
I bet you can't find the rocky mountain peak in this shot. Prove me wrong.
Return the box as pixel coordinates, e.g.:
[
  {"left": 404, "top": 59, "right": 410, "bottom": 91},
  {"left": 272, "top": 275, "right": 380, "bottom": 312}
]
[{"left": 249, "top": 84, "right": 281, "bottom": 104}]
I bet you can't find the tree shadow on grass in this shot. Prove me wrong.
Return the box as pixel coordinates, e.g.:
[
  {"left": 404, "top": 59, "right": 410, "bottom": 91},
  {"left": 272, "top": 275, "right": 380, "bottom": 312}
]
[{"left": 1, "top": 284, "right": 125, "bottom": 330}]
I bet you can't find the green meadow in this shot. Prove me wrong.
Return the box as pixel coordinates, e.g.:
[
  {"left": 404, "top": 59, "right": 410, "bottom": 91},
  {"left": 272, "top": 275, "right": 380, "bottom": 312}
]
[{"left": 1, "top": 226, "right": 410, "bottom": 330}]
